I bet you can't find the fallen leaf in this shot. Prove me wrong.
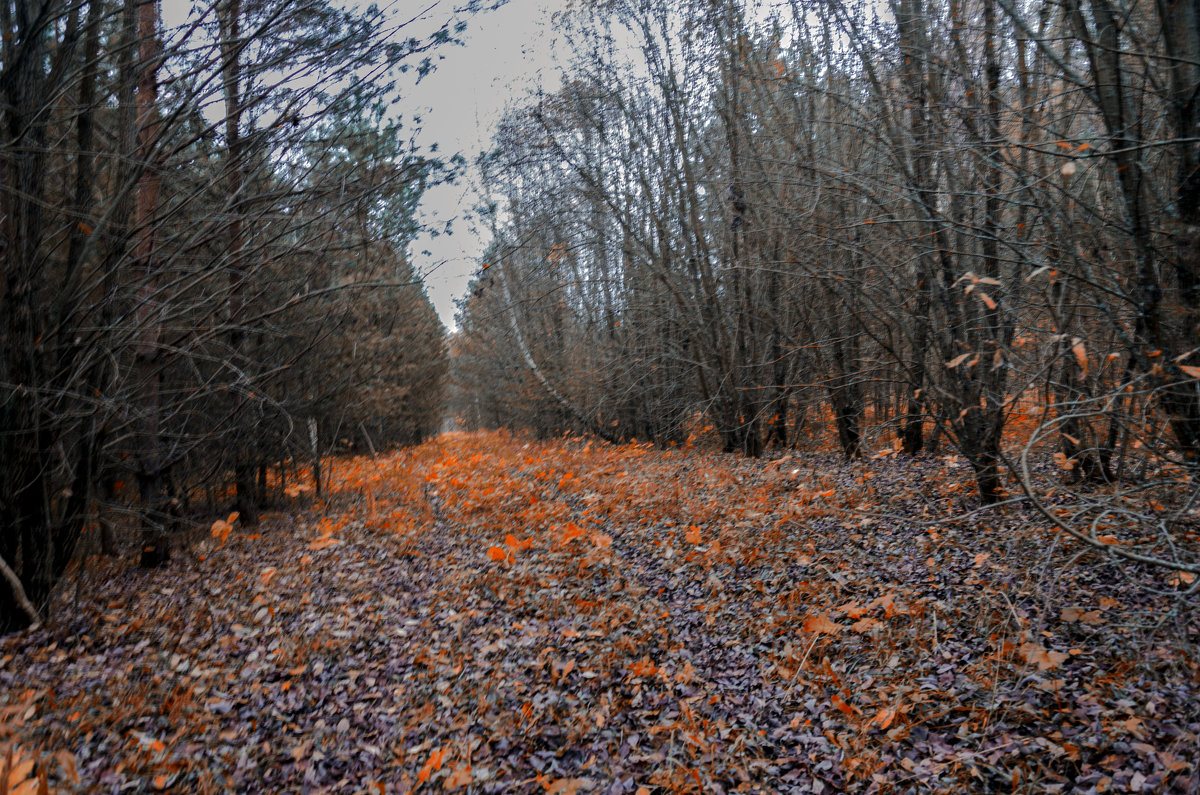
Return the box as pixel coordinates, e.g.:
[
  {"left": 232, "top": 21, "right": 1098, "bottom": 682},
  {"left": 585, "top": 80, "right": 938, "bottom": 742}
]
[
  {"left": 307, "top": 537, "right": 340, "bottom": 551},
  {"left": 831, "top": 693, "right": 859, "bottom": 716},
  {"left": 418, "top": 747, "right": 446, "bottom": 784},
  {"left": 561, "top": 522, "right": 585, "bottom": 544},
  {"left": 874, "top": 706, "right": 899, "bottom": 729},
  {"left": 1019, "top": 643, "right": 1069, "bottom": 671},
  {"left": 1166, "top": 571, "right": 1196, "bottom": 587},
  {"left": 802, "top": 612, "right": 843, "bottom": 634},
  {"left": 443, "top": 765, "right": 472, "bottom": 789},
  {"left": 851, "top": 616, "right": 883, "bottom": 633}
]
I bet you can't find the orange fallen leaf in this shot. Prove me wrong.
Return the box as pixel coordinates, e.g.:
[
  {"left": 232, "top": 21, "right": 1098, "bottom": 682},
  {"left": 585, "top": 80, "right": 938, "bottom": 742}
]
[
  {"left": 307, "top": 537, "right": 340, "bottom": 551},
  {"left": 418, "top": 747, "right": 446, "bottom": 784},
  {"left": 561, "top": 521, "right": 585, "bottom": 544},
  {"left": 6, "top": 750, "right": 34, "bottom": 790},
  {"left": 874, "top": 705, "right": 900, "bottom": 729},
  {"left": 487, "top": 545, "right": 507, "bottom": 561},
  {"left": 831, "top": 693, "right": 859, "bottom": 716},
  {"left": 628, "top": 655, "right": 659, "bottom": 678},
  {"left": 837, "top": 600, "right": 867, "bottom": 619}
]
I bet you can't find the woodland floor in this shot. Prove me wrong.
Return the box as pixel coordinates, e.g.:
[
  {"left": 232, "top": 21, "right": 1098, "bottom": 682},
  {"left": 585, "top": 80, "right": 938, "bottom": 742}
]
[{"left": 2, "top": 430, "right": 1199, "bottom": 793}]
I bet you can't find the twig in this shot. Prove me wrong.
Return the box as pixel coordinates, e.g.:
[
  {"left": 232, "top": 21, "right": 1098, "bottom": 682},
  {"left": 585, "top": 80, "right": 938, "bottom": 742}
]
[{"left": 0, "top": 552, "right": 41, "bottom": 629}]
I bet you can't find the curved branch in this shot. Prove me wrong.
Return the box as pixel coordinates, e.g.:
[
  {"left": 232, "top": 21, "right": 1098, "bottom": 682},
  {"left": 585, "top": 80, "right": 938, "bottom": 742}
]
[{"left": 0, "top": 553, "right": 41, "bottom": 629}]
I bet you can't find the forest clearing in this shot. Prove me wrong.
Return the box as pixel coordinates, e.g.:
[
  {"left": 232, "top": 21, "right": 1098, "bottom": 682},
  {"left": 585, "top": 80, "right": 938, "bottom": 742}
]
[{"left": 2, "top": 430, "right": 1197, "bottom": 793}]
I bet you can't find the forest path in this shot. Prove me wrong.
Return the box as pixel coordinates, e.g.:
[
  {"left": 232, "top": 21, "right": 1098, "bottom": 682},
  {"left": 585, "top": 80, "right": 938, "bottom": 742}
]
[{"left": 2, "top": 431, "right": 1197, "bottom": 793}]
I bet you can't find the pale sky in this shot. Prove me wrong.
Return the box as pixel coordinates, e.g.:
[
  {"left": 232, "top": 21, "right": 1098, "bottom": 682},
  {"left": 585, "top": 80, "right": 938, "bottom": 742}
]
[
  {"left": 405, "top": 0, "right": 570, "bottom": 329},
  {"left": 162, "top": 0, "right": 569, "bottom": 331}
]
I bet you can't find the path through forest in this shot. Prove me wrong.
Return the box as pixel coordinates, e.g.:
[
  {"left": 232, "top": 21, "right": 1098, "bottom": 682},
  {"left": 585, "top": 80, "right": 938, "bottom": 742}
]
[{"left": 2, "top": 431, "right": 1197, "bottom": 792}]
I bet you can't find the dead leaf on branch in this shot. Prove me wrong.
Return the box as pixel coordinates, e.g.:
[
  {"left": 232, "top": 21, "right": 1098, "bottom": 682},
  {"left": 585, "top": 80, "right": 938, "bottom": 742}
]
[
  {"left": 1071, "top": 338, "right": 1089, "bottom": 376},
  {"left": 210, "top": 511, "right": 239, "bottom": 546},
  {"left": 945, "top": 352, "right": 971, "bottom": 369}
]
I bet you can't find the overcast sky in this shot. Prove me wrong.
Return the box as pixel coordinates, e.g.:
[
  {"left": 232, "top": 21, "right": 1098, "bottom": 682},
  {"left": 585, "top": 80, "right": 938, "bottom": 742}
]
[
  {"left": 405, "top": 0, "right": 570, "bottom": 329},
  {"left": 160, "top": 0, "right": 569, "bottom": 330}
]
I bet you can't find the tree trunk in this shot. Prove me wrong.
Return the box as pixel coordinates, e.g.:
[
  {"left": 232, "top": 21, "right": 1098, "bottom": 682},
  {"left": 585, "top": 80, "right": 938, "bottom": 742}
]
[{"left": 132, "top": 0, "right": 169, "bottom": 568}]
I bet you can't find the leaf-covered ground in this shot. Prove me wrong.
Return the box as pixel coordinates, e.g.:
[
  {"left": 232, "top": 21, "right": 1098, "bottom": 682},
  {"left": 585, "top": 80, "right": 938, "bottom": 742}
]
[{"left": 2, "top": 430, "right": 1198, "bottom": 793}]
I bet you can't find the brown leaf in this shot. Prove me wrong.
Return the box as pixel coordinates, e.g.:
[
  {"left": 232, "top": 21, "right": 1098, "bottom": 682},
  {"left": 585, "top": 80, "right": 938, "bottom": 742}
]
[
  {"left": 443, "top": 765, "right": 472, "bottom": 790},
  {"left": 802, "top": 612, "right": 843, "bottom": 634},
  {"left": 1166, "top": 571, "right": 1196, "bottom": 587},
  {"left": 1019, "top": 643, "right": 1069, "bottom": 671},
  {"left": 1061, "top": 607, "right": 1106, "bottom": 625},
  {"left": 851, "top": 616, "right": 883, "bottom": 633}
]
